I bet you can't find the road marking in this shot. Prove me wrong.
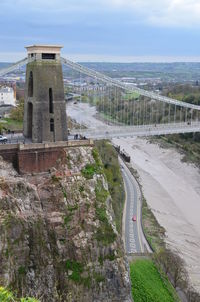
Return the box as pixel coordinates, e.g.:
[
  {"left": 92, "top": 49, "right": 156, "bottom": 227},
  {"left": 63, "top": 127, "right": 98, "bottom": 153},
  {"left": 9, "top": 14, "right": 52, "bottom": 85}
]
[{"left": 124, "top": 162, "right": 144, "bottom": 253}]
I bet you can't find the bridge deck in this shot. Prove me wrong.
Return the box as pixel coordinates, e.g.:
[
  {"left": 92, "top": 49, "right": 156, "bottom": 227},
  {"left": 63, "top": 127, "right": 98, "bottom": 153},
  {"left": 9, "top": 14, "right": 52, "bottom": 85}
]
[{"left": 70, "top": 122, "right": 200, "bottom": 139}]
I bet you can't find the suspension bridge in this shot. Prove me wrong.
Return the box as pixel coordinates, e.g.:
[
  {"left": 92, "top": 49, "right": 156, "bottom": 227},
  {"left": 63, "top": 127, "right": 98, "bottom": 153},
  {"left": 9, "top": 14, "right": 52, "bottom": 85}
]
[{"left": 1, "top": 54, "right": 200, "bottom": 139}]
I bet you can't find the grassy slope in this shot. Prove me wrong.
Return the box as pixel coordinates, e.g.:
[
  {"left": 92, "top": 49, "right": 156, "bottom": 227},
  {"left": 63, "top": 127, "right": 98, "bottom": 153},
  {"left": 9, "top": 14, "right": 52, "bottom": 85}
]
[
  {"left": 130, "top": 259, "right": 179, "bottom": 302},
  {"left": 142, "top": 197, "right": 165, "bottom": 252},
  {"left": 95, "top": 140, "right": 125, "bottom": 233}
]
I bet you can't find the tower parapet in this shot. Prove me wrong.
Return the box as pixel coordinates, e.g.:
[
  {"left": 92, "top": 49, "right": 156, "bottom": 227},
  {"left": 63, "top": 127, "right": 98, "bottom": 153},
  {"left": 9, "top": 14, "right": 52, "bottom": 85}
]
[{"left": 26, "top": 45, "right": 62, "bottom": 62}]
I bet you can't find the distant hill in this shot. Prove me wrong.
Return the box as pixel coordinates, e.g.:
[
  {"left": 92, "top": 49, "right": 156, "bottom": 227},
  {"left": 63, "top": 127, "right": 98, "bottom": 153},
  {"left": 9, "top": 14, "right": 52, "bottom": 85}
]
[
  {"left": 0, "top": 62, "right": 12, "bottom": 69},
  {"left": 1, "top": 61, "right": 200, "bottom": 81},
  {"left": 79, "top": 62, "right": 200, "bottom": 81}
]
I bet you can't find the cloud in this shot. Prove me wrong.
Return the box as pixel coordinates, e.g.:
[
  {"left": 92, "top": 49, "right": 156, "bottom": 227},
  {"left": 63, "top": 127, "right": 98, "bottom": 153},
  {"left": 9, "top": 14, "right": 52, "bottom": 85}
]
[
  {"left": 0, "top": 0, "right": 200, "bottom": 61},
  {"left": 1, "top": 0, "right": 200, "bottom": 28},
  {"left": 106, "top": 0, "right": 200, "bottom": 27}
]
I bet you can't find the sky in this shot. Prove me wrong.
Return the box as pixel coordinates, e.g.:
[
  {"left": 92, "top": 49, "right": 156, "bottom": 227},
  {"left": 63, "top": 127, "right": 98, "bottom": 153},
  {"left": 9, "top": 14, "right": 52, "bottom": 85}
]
[{"left": 0, "top": 0, "right": 200, "bottom": 62}]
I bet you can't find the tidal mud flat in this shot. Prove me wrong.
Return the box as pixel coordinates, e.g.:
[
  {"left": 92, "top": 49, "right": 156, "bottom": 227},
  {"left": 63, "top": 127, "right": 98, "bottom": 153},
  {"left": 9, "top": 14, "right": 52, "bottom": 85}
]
[{"left": 113, "top": 137, "right": 200, "bottom": 293}]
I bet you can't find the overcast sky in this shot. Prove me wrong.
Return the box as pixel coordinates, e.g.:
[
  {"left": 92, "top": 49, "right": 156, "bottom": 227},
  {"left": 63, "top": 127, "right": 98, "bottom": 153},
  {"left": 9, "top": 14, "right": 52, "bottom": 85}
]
[{"left": 0, "top": 0, "right": 200, "bottom": 62}]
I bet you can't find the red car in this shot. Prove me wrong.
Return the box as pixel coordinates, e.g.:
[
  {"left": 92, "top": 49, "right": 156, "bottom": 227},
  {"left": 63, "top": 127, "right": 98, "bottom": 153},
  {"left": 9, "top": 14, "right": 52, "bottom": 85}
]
[{"left": 132, "top": 215, "right": 137, "bottom": 222}]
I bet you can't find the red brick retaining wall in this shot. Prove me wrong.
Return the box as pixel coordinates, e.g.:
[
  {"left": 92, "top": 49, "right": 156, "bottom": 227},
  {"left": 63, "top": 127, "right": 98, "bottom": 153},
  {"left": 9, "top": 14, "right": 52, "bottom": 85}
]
[{"left": 0, "top": 140, "right": 93, "bottom": 174}]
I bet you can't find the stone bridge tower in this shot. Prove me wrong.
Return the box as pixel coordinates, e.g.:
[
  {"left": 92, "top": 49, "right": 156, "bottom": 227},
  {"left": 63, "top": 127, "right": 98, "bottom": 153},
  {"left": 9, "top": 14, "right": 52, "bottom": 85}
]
[{"left": 23, "top": 45, "right": 67, "bottom": 143}]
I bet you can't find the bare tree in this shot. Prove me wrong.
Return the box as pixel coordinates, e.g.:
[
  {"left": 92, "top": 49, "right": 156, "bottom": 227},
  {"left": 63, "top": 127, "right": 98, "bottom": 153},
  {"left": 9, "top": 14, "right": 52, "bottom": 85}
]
[
  {"left": 187, "top": 287, "right": 200, "bottom": 302},
  {"left": 168, "top": 251, "right": 188, "bottom": 289},
  {"left": 153, "top": 248, "right": 172, "bottom": 275}
]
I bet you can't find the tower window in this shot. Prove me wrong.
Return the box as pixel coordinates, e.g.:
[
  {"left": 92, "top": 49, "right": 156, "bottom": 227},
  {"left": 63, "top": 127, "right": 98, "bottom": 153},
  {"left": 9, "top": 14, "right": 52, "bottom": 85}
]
[
  {"left": 49, "top": 88, "right": 54, "bottom": 113},
  {"left": 42, "top": 53, "right": 56, "bottom": 60},
  {"left": 28, "top": 71, "right": 33, "bottom": 97},
  {"left": 50, "top": 118, "right": 54, "bottom": 132}
]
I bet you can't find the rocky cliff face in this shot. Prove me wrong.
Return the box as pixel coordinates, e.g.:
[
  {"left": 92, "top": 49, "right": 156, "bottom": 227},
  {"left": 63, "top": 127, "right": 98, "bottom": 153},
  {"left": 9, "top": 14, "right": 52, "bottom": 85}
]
[{"left": 0, "top": 146, "right": 132, "bottom": 302}]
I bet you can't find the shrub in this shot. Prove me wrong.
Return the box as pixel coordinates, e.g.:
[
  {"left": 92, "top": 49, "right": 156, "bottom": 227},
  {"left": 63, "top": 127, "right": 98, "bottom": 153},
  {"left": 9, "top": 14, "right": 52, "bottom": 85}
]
[
  {"left": 92, "top": 148, "right": 101, "bottom": 165},
  {"left": 65, "top": 260, "right": 91, "bottom": 287},
  {"left": 81, "top": 164, "right": 99, "bottom": 179},
  {"left": 95, "top": 140, "right": 125, "bottom": 233},
  {"left": 0, "top": 287, "right": 15, "bottom": 302},
  {"left": 0, "top": 287, "right": 40, "bottom": 302}
]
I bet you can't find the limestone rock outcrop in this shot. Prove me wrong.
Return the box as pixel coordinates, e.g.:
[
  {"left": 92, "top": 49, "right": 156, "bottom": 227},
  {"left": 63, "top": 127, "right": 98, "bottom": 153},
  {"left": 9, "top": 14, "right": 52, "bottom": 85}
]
[{"left": 0, "top": 147, "right": 132, "bottom": 302}]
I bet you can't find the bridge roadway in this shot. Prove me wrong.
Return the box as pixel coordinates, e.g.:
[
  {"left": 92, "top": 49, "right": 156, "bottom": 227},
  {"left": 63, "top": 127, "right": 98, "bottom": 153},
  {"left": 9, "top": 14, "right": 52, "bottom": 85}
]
[
  {"left": 5, "top": 122, "right": 199, "bottom": 144},
  {"left": 70, "top": 121, "right": 200, "bottom": 139},
  {"left": 2, "top": 121, "right": 200, "bottom": 145}
]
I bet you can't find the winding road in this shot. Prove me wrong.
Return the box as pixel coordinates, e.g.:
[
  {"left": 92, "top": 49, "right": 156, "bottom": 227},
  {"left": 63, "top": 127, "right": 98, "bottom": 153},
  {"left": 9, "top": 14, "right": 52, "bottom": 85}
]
[{"left": 120, "top": 157, "right": 151, "bottom": 254}]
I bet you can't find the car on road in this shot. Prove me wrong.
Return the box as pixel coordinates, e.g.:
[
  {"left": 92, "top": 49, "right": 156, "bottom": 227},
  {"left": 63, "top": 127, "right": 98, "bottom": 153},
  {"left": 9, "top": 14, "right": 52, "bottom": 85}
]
[
  {"left": 132, "top": 215, "right": 136, "bottom": 222},
  {"left": 0, "top": 135, "right": 7, "bottom": 144}
]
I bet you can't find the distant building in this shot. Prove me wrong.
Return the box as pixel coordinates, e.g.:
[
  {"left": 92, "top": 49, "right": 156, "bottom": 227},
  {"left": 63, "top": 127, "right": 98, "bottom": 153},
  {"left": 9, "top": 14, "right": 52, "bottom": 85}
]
[{"left": 0, "top": 86, "right": 16, "bottom": 106}]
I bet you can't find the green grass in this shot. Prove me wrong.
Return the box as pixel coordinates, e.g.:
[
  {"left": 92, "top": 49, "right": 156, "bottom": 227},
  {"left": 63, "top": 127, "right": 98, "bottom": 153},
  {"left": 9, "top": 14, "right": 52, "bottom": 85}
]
[
  {"left": 65, "top": 260, "right": 91, "bottom": 287},
  {"left": 66, "top": 259, "right": 84, "bottom": 283},
  {"left": 94, "top": 224, "right": 116, "bottom": 245},
  {"left": 95, "top": 181, "right": 109, "bottom": 203},
  {"left": 130, "top": 259, "right": 180, "bottom": 302},
  {"left": 94, "top": 181, "right": 117, "bottom": 245},
  {"left": 141, "top": 197, "right": 165, "bottom": 252},
  {"left": 92, "top": 148, "right": 101, "bottom": 165},
  {"left": 124, "top": 91, "right": 140, "bottom": 100},
  {"left": 0, "top": 118, "right": 23, "bottom": 131},
  {"left": 81, "top": 147, "right": 103, "bottom": 180},
  {"left": 66, "top": 259, "right": 83, "bottom": 273},
  {"left": 81, "top": 163, "right": 99, "bottom": 179},
  {"left": 0, "top": 287, "right": 40, "bottom": 302},
  {"left": 81, "top": 157, "right": 102, "bottom": 179}
]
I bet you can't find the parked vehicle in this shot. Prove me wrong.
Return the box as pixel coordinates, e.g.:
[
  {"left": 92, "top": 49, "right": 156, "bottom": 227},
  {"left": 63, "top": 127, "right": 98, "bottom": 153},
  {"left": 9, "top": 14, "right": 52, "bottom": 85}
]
[
  {"left": 113, "top": 144, "right": 131, "bottom": 163},
  {"left": 0, "top": 135, "right": 7, "bottom": 143}
]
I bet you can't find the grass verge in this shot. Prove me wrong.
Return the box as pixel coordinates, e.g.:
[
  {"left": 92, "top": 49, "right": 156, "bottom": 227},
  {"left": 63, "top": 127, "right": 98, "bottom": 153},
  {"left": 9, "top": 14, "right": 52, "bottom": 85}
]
[
  {"left": 130, "top": 259, "right": 180, "bottom": 302},
  {"left": 129, "top": 166, "right": 165, "bottom": 252},
  {"left": 0, "top": 118, "right": 23, "bottom": 131}
]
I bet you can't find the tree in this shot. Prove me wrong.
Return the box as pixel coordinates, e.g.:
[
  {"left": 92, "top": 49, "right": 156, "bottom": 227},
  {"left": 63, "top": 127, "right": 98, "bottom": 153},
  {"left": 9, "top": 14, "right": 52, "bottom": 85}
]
[
  {"left": 10, "top": 98, "right": 24, "bottom": 122},
  {"left": 188, "top": 289, "right": 200, "bottom": 302},
  {"left": 0, "top": 123, "right": 4, "bottom": 135},
  {"left": 154, "top": 248, "right": 188, "bottom": 289},
  {"left": 154, "top": 248, "right": 172, "bottom": 275},
  {"left": 170, "top": 252, "right": 188, "bottom": 288}
]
